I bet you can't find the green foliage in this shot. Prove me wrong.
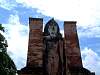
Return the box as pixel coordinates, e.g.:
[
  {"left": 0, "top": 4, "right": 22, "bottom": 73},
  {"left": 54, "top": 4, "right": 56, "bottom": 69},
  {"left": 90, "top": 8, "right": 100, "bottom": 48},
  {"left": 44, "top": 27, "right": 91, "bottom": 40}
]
[
  {"left": 0, "top": 52, "right": 17, "bottom": 75},
  {"left": 0, "top": 24, "right": 5, "bottom": 32},
  {"left": 0, "top": 24, "right": 17, "bottom": 75},
  {"left": 0, "top": 33, "right": 7, "bottom": 52}
]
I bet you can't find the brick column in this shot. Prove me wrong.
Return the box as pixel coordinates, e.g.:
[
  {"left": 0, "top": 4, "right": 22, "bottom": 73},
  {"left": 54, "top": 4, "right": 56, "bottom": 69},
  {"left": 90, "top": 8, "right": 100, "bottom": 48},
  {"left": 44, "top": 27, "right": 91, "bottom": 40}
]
[
  {"left": 27, "top": 18, "right": 43, "bottom": 68},
  {"left": 64, "top": 21, "right": 82, "bottom": 68}
]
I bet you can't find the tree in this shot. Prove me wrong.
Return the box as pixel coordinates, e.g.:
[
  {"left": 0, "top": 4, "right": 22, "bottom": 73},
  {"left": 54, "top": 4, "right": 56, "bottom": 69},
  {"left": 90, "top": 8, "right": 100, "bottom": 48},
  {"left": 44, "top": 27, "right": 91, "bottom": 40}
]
[
  {"left": 0, "top": 24, "right": 5, "bottom": 32},
  {"left": 0, "top": 24, "right": 17, "bottom": 75}
]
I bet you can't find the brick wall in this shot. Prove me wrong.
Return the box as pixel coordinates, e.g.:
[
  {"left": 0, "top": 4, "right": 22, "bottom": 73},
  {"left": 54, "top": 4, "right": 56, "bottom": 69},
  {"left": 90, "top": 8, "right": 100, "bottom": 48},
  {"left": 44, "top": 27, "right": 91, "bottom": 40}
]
[
  {"left": 64, "top": 21, "right": 82, "bottom": 68},
  {"left": 27, "top": 18, "right": 43, "bottom": 68}
]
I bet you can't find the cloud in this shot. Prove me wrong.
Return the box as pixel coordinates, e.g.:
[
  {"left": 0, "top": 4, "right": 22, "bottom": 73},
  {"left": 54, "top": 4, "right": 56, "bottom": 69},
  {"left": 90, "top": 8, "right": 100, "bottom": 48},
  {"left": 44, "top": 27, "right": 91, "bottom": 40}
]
[
  {"left": 2, "top": 14, "right": 29, "bottom": 69},
  {"left": 15, "top": 0, "right": 100, "bottom": 38},
  {"left": 81, "top": 47, "right": 100, "bottom": 75},
  {"left": 15, "top": 0, "right": 100, "bottom": 26},
  {"left": 0, "top": 0, "right": 17, "bottom": 10},
  {"left": 1, "top": 0, "right": 100, "bottom": 38},
  {"left": 77, "top": 25, "right": 100, "bottom": 38}
]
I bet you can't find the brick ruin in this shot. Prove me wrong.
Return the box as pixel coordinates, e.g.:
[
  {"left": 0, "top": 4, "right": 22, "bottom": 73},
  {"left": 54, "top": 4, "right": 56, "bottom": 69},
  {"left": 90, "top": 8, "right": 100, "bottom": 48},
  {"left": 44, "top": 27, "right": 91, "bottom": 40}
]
[{"left": 17, "top": 18, "right": 95, "bottom": 75}]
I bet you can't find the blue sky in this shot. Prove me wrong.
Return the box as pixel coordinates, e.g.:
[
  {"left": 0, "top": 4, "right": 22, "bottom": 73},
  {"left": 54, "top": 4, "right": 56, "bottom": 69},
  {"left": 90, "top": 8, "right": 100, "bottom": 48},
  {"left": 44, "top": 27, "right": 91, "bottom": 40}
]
[{"left": 0, "top": 0, "right": 100, "bottom": 75}]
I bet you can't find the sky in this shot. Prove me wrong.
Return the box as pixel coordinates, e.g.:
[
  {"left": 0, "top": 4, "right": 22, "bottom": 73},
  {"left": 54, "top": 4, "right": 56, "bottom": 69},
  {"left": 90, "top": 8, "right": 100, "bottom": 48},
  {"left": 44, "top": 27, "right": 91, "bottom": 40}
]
[{"left": 0, "top": 0, "right": 100, "bottom": 75}]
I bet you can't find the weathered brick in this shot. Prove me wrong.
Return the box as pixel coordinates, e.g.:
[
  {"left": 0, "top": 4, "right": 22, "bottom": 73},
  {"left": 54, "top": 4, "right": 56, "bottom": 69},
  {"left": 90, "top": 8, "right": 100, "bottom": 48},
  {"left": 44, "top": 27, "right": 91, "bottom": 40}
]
[
  {"left": 27, "top": 18, "right": 43, "bottom": 67},
  {"left": 64, "top": 21, "right": 83, "bottom": 68}
]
